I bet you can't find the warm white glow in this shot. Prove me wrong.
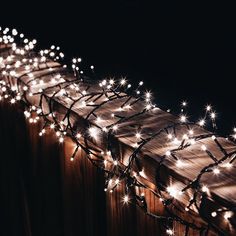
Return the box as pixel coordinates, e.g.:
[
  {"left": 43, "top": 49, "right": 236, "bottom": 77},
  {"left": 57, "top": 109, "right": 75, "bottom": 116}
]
[
  {"left": 59, "top": 137, "right": 64, "bottom": 143},
  {"left": 166, "top": 229, "right": 174, "bottom": 235},
  {"left": 167, "top": 134, "right": 173, "bottom": 139},
  {"left": 224, "top": 211, "right": 233, "bottom": 220},
  {"left": 89, "top": 127, "right": 99, "bottom": 140},
  {"left": 201, "top": 185, "right": 209, "bottom": 193},
  {"left": 206, "top": 105, "right": 212, "bottom": 111},
  {"left": 112, "top": 125, "right": 118, "bottom": 131},
  {"left": 176, "top": 160, "right": 184, "bottom": 168},
  {"left": 211, "top": 112, "right": 216, "bottom": 119},
  {"left": 213, "top": 168, "right": 220, "bottom": 174},
  {"left": 211, "top": 211, "right": 217, "bottom": 217},
  {"left": 189, "top": 139, "right": 196, "bottom": 145},
  {"left": 122, "top": 195, "right": 130, "bottom": 204},
  {"left": 145, "top": 104, "right": 151, "bottom": 110},
  {"left": 135, "top": 132, "right": 141, "bottom": 139},
  {"left": 120, "top": 78, "right": 126, "bottom": 85},
  {"left": 180, "top": 115, "right": 187, "bottom": 122},
  {"left": 145, "top": 92, "right": 151, "bottom": 98},
  {"left": 189, "top": 129, "right": 194, "bottom": 135},
  {"left": 167, "top": 186, "right": 178, "bottom": 198},
  {"left": 199, "top": 119, "right": 205, "bottom": 126},
  {"left": 182, "top": 101, "right": 187, "bottom": 106},
  {"left": 165, "top": 150, "right": 171, "bottom": 156},
  {"left": 223, "top": 162, "right": 232, "bottom": 169},
  {"left": 201, "top": 145, "right": 207, "bottom": 151}
]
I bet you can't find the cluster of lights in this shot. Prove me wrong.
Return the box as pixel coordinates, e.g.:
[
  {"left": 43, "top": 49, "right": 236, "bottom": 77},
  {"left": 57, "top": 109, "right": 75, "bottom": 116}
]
[{"left": 0, "top": 27, "right": 235, "bottom": 235}]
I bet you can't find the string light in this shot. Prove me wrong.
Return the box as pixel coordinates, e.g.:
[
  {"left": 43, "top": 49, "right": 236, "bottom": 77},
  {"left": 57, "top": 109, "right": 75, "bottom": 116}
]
[
  {"left": 166, "top": 229, "right": 174, "bottom": 235},
  {"left": 1, "top": 27, "right": 235, "bottom": 236}
]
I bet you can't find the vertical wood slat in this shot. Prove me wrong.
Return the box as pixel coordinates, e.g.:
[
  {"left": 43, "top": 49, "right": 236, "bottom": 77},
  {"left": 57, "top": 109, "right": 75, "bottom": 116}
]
[{"left": 0, "top": 101, "right": 221, "bottom": 236}]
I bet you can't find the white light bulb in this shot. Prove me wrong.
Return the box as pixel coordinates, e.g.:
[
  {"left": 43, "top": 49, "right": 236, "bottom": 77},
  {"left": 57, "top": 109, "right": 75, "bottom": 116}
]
[
  {"left": 165, "top": 150, "right": 171, "bottom": 156},
  {"left": 224, "top": 211, "right": 233, "bottom": 220},
  {"left": 223, "top": 162, "right": 232, "bottom": 169},
  {"left": 166, "top": 229, "right": 174, "bottom": 235},
  {"left": 176, "top": 160, "right": 184, "bottom": 168},
  {"left": 123, "top": 195, "right": 129, "bottom": 204},
  {"left": 211, "top": 211, "right": 217, "bottom": 217},
  {"left": 89, "top": 127, "right": 99, "bottom": 139},
  {"left": 206, "top": 105, "right": 211, "bottom": 111},
  {"left": 120, "top": 78, "right": 126, "bottom": 85},
  {"left": 213, "top": 168, "right": 220, "bottom": 174},
  {"left": 59, "top": 137, "right": 64, "bottom": 143},
  {"left": 180, "top": 115, "right": 187, "bottom": 122},
  {"left": 199, "top": 119, "right": 205, "bottom": 126},
  {"left": 167, "top": 186, "right": 178, "bottom": 198},
  {"left": 211, "top": 112, "right": 216, "bottom": 119},
  {"left": 201, "top": 185, "right": 209, "bottom": 193}
]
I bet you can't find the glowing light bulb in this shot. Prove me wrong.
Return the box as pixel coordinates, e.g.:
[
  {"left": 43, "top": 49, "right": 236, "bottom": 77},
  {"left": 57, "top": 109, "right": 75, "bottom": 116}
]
[
  {"left": 211, "top": 211, "right": 217, "bottom": 217},
  {"left": 113, "top": 160, "right": 118, "bottom": 166},
  {"left": 201, "top": 185, "right": 209, "bottom": 193},
  {"left": 145, "top": 104, "right": 151, "bottom": 110},
  {"left": 123, "top": 195, "right": 129, "bottom": 204},
  {"left": 59, "top": 137, "right": 64, "bottom": 143},
  {"left": 109, "top": 79, "right": 114, "bottom": 85},
  {"left": 10, "top": 98, "right": 16, "bottom": 104},
  {"left": 176, "top": 160, "right": 184, "bottom": 168},
  {"left": 112, "top": 125, "right": 118, "bottom": 131},
  {"left": 189, "top": 130, "right": 194, "bottom": 135},
  {"left": 206, "top": 105, "right": 212, "bottom": 111},
  {"left": 211, "top": 135, "right": 216, "bottom": 140},
  {"left": 89, "top": 127, "right": 99, "bottom": 139},
  {"left": 166, "top": 229, "right": 174, "bottom": 235},
  {"left": 224, "top": 211, "right": 233, "bottom": 220},
  {"left": 199, "top": 119, "right": 205, "bottom": 126},
  {"left": 211, "top": 112, "right": 216, "bottom": 119},
  {"left": 180, "top": 115, "right": 187, "bottom": 122},
  {"left": 146, "top": 92, "right": 151, "bottom": 98},
  {"left": 213, "top": 168, "right": 220, "bottom": 175},
  {"left": 120, "top": 78, "right": 126, "bottom": 85},
  {"left": 135, "top": 132, "right": 141, "bottom": 139},
  {"left": 223, "top": 162, "right": 232, "bottom": 169},
  {"left": 182, "top": 101, "right": 187, "bottom": 106},
  {"left": 165, "top": 150, "right": 171, "bottom": 156},
  {"left": 167, "top": 186, "right": 178, "bottom": 198}
]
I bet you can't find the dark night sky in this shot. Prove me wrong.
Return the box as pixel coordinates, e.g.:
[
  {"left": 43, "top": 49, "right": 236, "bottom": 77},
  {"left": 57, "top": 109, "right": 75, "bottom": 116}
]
[{"left": 1, "top": 1, "right": 236, "bottom": 135}]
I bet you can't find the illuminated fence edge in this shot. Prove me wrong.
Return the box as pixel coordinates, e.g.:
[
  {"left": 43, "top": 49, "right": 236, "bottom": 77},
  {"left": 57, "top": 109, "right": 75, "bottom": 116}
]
[{"left": 0, "top": 27, "right": 236, "bottom": 235}]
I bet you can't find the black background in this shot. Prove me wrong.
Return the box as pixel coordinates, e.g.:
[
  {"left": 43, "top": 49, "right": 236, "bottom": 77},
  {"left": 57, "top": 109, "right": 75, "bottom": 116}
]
[{"left": 1, "top": 1, "right": 236, "bottom": 135}]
